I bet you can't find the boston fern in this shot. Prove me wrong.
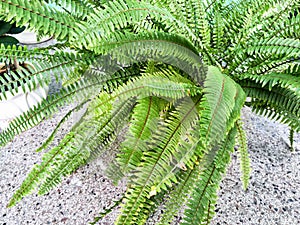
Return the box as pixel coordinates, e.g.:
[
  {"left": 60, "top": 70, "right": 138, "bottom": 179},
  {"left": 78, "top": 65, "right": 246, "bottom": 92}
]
[{"left": 0, "top": 0, "right": 299, "bottom": 224}]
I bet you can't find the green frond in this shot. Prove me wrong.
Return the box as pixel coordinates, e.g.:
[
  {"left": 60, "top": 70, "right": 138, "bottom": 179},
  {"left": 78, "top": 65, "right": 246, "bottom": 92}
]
[
  {"left": 200, "top": 66, "right": 238, "bottom": 146},
  {"left": 0, "top": 0, "right": 77, "bottom": 40},
  {"left": 241, "top": 72, "right": 300, "bottom": 92},
  {"left": 114, "top": 76, "right": 201, "bottom": 102},
  {"left": 157, "top": 168, "right": 198, "bottom": 225},
  {"left": 89, "top": 31, "right": 207, "bottom": 86},
  {"left": 117, "top": 96, "right": 161, "bottom": 173},
  {"left": 270, "top": 13, "right": 300, "bottom": 39},
  {"left": 235, "top": 119, "right": 251, "bottom": 190},
  {"left": 36, "top": 100, "right": 90, "bottom": 152},
  {"left": 182, "top": 126, "right": 237, "bottom": 225},
  {"left": 0, "top": 68, "right": 138, "bottom": 147},
  {"left": 116, "top": 97, "right": 201, "bottom": 225},
  {"left": 241, "top": 79, "right": 300, "bottom": 117},
  {"left": 211, "top": 11, "right": 225, "bottom": 53},
  {"left": 38, "top": 98, "right": 135, "bottom": 195},
  {"left": 44, "top": 0, "right": 95, "bottom": 20},
  {"left": 0, "top": 45, "right": 94, "bottom": 100},
  {"left": 246, "top": 37, "right": 300, "bottom": 59},
  {"left": 72, "top": 0, "right": 201, "bottom": 51},
  {"left": 248, "top": 100, "right": 300, "bottom": 132}
]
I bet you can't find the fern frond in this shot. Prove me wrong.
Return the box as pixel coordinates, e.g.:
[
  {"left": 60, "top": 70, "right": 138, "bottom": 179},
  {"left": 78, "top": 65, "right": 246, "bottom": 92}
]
[
  {"left": 36, "top": 100, "right": 90, "bottom": 152},
  {"left": 241, "top": 79, "right": 300, "bottom": 117},
  {"left": 38, "top": 98, "right": 134, "bottom": 195},
  {"left": 44, "top": 0, "right": 94, "bottom": 20},
  {"left": 0, "top": 0, "right": 77, "bottom": 40},
  {"left": 0, "top": 46, "right": 94, "bottom": 100},
  {"left": 235, "top": 119, "right": 250, "bottom": 190},
  {"left": 116, "top": 97, "right": 201, "bottom": 225},
  {"left": 200, "top": 66, "right": 238, "bottom": 146},
  {"left": 182, "top": 126, "right": 237, "bottom": 225},
  {"left": 0, "top": 67, "right": 138, "bottom": 147},
  {"left": 73, "top": 0, "right": 201, "bottom": 51},
  {"left": 117, "top": 96, "right": 161, "bottom": 173}
]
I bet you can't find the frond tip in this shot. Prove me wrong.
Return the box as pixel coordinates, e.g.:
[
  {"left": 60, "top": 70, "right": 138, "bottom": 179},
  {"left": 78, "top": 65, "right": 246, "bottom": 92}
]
[{"left": 235, "top": 119, "right": 251, "bottom": 190}]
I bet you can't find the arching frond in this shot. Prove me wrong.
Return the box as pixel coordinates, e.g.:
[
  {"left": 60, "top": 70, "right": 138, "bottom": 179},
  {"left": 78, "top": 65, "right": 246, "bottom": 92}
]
[{"left": 182, "top": 126, "right": 237, "bottom": 225}]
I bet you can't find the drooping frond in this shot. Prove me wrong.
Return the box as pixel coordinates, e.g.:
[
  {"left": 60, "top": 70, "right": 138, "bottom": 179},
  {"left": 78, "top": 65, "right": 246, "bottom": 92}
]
[
  {"left": 182, "top": 126, "right": 237, "bottom": 225},
  {"left": 116, "top": 97, "right": 201, "bottom": 225},
  {"left": 0, "top": 45, "right": 94, "bottom": 100},
  {"left": 241, "top": 79, "right": 300, "bottom": 130},
  {"left": 117, "top": 96, "right": 161, "bottom": 173},
  {"left": 200, "top": 66, "right": 238, "bottom": 146},
  {"left": 0, "top": 0, "right": 77, "bottom": 40},
  {"left": 235, "top": 119, "right": 251, "bottom": 190},
  {"left": 88, "top": 31, "right": 208, "bottom": 86},
  {"left": 0, "top": 67, "right": 139, "bottom": 147}
]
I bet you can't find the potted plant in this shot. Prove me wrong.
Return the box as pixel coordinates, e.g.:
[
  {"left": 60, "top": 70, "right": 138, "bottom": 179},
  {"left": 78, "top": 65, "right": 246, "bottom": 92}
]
[{"left": 0, "top": 1, "right": 299, "bottom": 224}]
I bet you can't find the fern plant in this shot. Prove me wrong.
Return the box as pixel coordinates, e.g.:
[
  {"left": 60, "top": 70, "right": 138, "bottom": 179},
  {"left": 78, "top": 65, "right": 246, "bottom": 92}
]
[{"left": 0, "top": 0, "right": 299, "bottom": 224}]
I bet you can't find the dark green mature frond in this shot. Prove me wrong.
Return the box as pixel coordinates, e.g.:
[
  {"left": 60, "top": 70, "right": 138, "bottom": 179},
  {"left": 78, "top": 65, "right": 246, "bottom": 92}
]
[
  {"left": 241, "top": 78, "right": 300, "bottom": 132},
  {"left": 248, "top": 100, "right": 300, "bottom": 132},
  {"left": 235, "top": 119, "right": 250, "bottom": 190},
  {"left": 182, "top": 126, "right": 237, "bottom": 225},
  {"left": 73, "top": 0, "right": 201, "bottom": 51},
  {"left": 241, "top": 72, "right": 300, "bottom": 92},
  {"left": 241, "top": 79, "right": 300, "bottom": 117},
  {"left": 0, "top": 0, "right": 77, "bottom": 40},
  {"left": 89, "top": 31, "right": 207, "bottom": 86},
  {"left": 270, "top": 13, "right": 300, "bottom": 39}
]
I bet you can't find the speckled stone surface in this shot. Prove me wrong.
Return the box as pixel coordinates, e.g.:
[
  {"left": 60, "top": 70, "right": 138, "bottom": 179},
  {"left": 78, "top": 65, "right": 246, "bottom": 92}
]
[{"left": 1, "top": 105, "right": 299, "bottom": 225}]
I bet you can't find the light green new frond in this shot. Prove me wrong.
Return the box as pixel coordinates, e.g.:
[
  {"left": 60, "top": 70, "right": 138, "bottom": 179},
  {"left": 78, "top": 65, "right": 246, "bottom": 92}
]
[
  {"left": 182, "top": 126, "right": 237, "bottom": 225},
  {"left": 86, "top": 99, "right": 135, "bottom": 161},
  {"left": 235, "top": 119, "right": 251, "bottom": 190},
  {"left": 0, "top": 0, "right": 77, "bottom": 40},
  {"left": 38, "top": 98, "right": 135, "bottom": 195},
  {"left": 200, "top": 66, "right": 238, "bottom": 146},
  {"left": 117, "top": 96, "right": 161, "bottom": 173},
  {"left": 114, "top": 76, "right": 201, "bottom": 103},
  {"left": 116, "top": 97, "right": 200, "bottom": 225}
]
